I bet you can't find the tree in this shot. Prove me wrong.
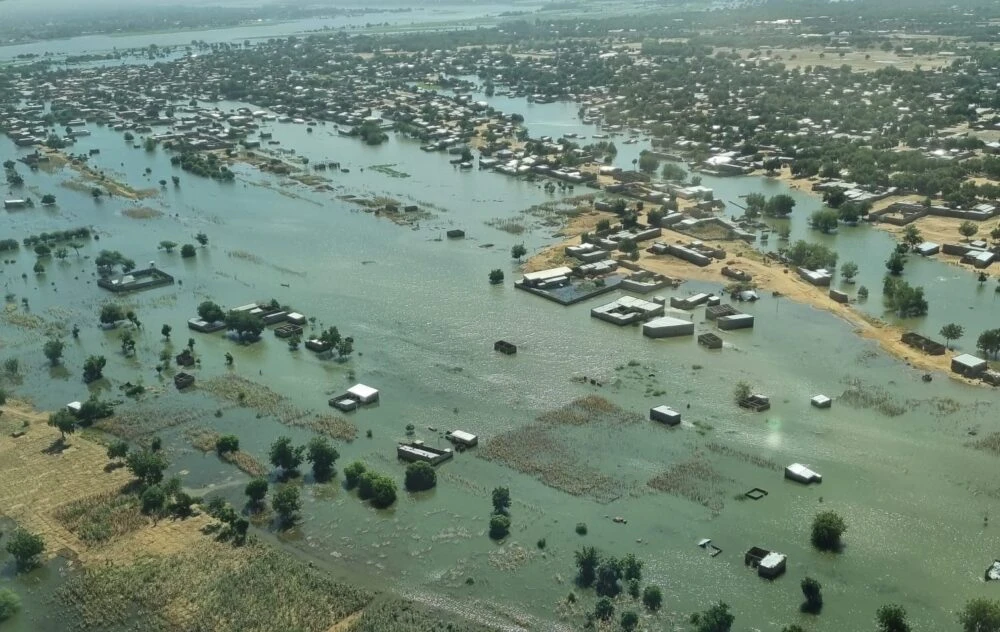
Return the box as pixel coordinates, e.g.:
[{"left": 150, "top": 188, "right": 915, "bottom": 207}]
[
  {"left": 198, "top": 301, "right": 226, "bottom": 323},
  {"left": 620, "top": 610, "right": 639, "bottom": 632},
  {"left": 344, "top": 461, "right": 366, "bottom": 489},
  {"left": 977, "top": 329, "right": 1000, "bottom": 359},
  {"left": 5, "top": 529, "right": 44, "bottom": 571},
  {"left": 404, "top": 461, "right": 437, "bottom": 491},
  {"left": 272, "top": 485, "right": 301, "bottom": 527},
  {"left": 800, "top": 577, "right": 823, "bottom": 614},
  {"left": 107, "top": 440, "right": 128, "bottom": 462},
  {"left": 594, "top": 598, "right": 614, "bottom": 622},
  {"left": 55, "top": 247, "right": 68, "bottom": 260},
  {"left": 225, "top": 310, "right": 264, "bottom": 341},
  {"left": 691, "top": 602, "right": 734, "bottom": 632},
  {"left": 575, "top": 545, "right": 600, "bottom": 586},
  {"left": 215, "top": 435, "right": 239, "bottom": 455},
  {"left": 120, "top": 331, "right": 136, "bottom": 357},
  {"left": 959, "top": 220, "right": 980, "bottom": 242},
  {"left": 883, "top": 277, "right": 928, "bottom": 317},
  {"left": 161, "top": 324, "right": 172, "bottom": 340},
  {"left": 940, "top": 323, "right": 965, "bottom": 350},
  {"left": 336, "top": 338, "right": 353, "bottom": 358},
  {"left": 306, "top": 436, "right": 339, "bottom": 482},
  {"left": 195, "top": 232, "right": 209, "bottom": 246},
  {"left": 141, "top": 484, "right": 166, "bottom": 514},
  {"left": 743, "top": 192, "right": 766, "bottom": 220},
  {"left": 33, "top": 260, "right": 45, "bottom": 275},
  {"left": 489, "top": 513, "right": 511, "bottom": 539},
  {"left": 595, "top": 558, "right": 623, "bottom": 597},
  {"left": 621, "top": 553, "right": 643, "bottom": 582},
  {"left": 488, "top": 269, "right": 504, "bottom": 285},
  {"left": 492, "top": 486, "right": 511, "bottom": 515},
  {"left": 876, "top": 604, "right": 911, "bottom": 632},
  {"left": 158, "top": 240, "right": 178, "bottom": 253},
  {"left": 269, "top": 436, "right": 304, "bottom": 476},
  {"left": 638, "top": 152, "right": 659, "bottom": 174},
  {"left": 369, "top": 474, "right": 397, "bottom": 508},
  {"left": 511, "top": 243, "right": 527, "bottom": 261},
  {"left": 126, "top": 449, "right": 168, "bottom": 486},
  {"left": 43, "top": 338, "right": 64, "bottom": 366},
  {"left": 34, "top": 244, "right": 51, "bottom": 258},
  {"left": 48, "top": 409, "right": 76, "bottom": 440},
  {"left": 901, "top": 225, "right": 923, "bottom": 250},
  {"left": 734, "top": 381, "right": 751, "bottom": 405},
  {"left": 642, "top": 585, "right": 663, "bottom": 612},
  {"left": 811, "top": 510, "right": 847, "bottom": 551},
  {"left": 100, "top": 303, "right": 125, "bottom": 325},
  {"left": 886, "top": 251, "right": 905, "bottom": 275},
  {"left": 0, "top": 588, "right": 21, "bottom": 622},
  {"left": 245, "top": 477, "right": 269, "bottom": 507},
  {"left": 841, "top": 261, "right": 859, "bottom": 283},
  {"left": 661, "top": 162, "right": 686, "bottom": 181},
  {"left": 810, "top": 209, "right": 839, "bottom": 233},
  {"left": 40, "top": 193, "right": 56, "bottom": 205},
  {"left": 764, "top": 194, "right": 796, "bottom": 217},
  {"left": 959, "top": 598, "right": 1000, "bottom": 632}
]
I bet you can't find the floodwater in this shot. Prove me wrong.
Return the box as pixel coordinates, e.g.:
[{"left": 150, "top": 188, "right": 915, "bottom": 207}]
[{"left": 2, "top": 79, "right": 1000, "bottom": 632}]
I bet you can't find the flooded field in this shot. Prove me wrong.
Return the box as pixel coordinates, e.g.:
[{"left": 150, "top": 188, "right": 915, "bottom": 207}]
[{"left": 2, "top": 38, "right": 1000, "bottom": 632}]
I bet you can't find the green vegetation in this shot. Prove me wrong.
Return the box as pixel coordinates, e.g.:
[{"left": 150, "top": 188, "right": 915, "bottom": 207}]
[
  {"left": 785, "top": 240, "right": 837, "bottom": 270},
  {"left": 488, "top": 268, "right": 504, "bottom": 285},
  {"left": 126, "top": 448, "right": 168, "bottom": 486},
  {"left": 883, "top": 276, "right": 929, "bottom": 317},
  {"left": 43, "top": 337, "right": 65, "bottom": 366},
  {"left": 940, "top": 323, "right": 965, "bottom": 350},
  {"left": 198, "top": 300, "right": 226, "bottom": 323},
  {"left": 269, "top": 436, "right": 304, "bottom": 477},
  {"left": 800, "top": 577, "right": 823, "bottom": 614},
  {"left": 216, "top": 434, "right": 240, "bottom": 454},
  {"left": 511, "top": 243, "right": 527, "bottom": 261},
  {"left": 306, "top": 435, "right": 339, "bottom": 482},
  {"left": 158, "top": 240, "right": 178, "bottom": 253},
  {"left": 0, "top": 588, "right": 21, "bottom": 622},
  {"left": 876, "top": 604, "right": 911, "bottom": 632},
  {"left": 811, "top": 510, "right": 847, "bottom": 552},
  {"left": 978, "top": 329, "right": 1000, "bottom": 359},
  {"left": 171, "top": 151, "right": 236, "bottom": 180},
  {"left": 491, "top": 486, "right": 510, "bottom": 514},
  {"left": 48, "top": 409, "right": 77, "bottom": 440},
  {"left": 642, "top": 584, "right": 663, "bottom": 612},
  {"left": 764, "top": 194, "right": 796, "bottom": 218},
  {"left": 357, "top": 470, "right": 397, "bottom": 508},
  {"left": 245, "top": 478, "right": 269, "bottom": 507},
  {"left": 404, "top": 461, "right": 437, "bottom": 492},
  {"left": 886, "top": 250, "right": 906, "bottom": 275},
  {"left": 691, "top": 601, "right": 735, "bottom": 632},
  {"left": 181, "top": 243, "right": 197, "bottom": 258},
  {"left": 344, "top": 461, "right": 366, "bottom": 489},
  {"left": 272, "top": 485, "right": 301, "bottom": 527},
  {"left": 6, "top": 529, "right": 45, "bottom": 571},
  {"left": 226, "top": 310, "right": 264, "bottom": 341},
  {"left": 95, "top": 250, "right": 135, "bottom": 276},
  {"left": 82, "top": 355, "right": 107, "bottom": 383},
  {"left": 841, "top": 261, "right": 859, "bottom": 283},
  {"left": 488, "top": 513, "right": 510, "bottom": 540},
  {"left": 810, "top": 208, "right": 839, "bottom": 233},
  {"left": 959, "top": 598, "right": 1000, "bottom": 632}
]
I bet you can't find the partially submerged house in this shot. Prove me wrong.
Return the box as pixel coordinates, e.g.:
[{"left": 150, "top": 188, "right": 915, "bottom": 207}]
[
  {"left": 330, "top": 383, "right": 380, "bottom": 411},
  {"left": 591, "top": 296, "right": 664, "bottom": 325},
  {"left": 952, "top": 354, "right": 988, "bottom": 378},
  {"left": 397, "top": 440, "right": 453, "bottom": 465},
  {"left": 745, "top": 547, "right": 787, "bottom": 579},
  {"left": 810, "top": 394, "right": 832, "bottom": 409},
  {"left": 642, "top": 316, "right": 694, "bottom": 339},
  {"left": 785, "top": 463, "right": 822, "bottom": 484},
  {"left": 445, "top": 430, "right": 478, "bottom": 447},
  {"left": 649, "top": 405, "right": 681, "bottom": 426}
]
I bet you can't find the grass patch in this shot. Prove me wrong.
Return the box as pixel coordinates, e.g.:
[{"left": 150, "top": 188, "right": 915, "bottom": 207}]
[
  {"left": 288, "top": 414, "right": 358, "bottom": 442},
  {"left": 55, "top": 540, "right": 372, "bottom": 632},
  {"left": 968, "top": 432, "right": 1000, "bottom": 455},
  {"left": 839, "top": 378, "right": 907, "bottom": 417},
  {"left": 350, "top": 597, "right": 502, "bottom": 632},
  {"left": 368, "top": 163, "right": 411, "bottom": 178},
  {"left": 53, "top": 490, "right": 148, "bottom": 545},
  {"left": 485, "top": 217, "right": 527, "bottom": 235},
  {"left": 705, "top": 442, "right": 780, "bottom": 470}
]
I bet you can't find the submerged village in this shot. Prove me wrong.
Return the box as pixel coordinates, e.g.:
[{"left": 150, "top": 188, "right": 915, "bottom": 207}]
[{"left": 3, "top": 2, "right": 1000, "bottom": 632}]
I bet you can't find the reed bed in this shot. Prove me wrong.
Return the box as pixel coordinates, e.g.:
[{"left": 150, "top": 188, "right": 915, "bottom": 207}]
[
  {"left": 647, "top": 459, "right": 731, "bottom": 513},
  {"left": 287, "top": 413, "right": 358, "bottom": 442},
  {"left": 968, "top": 432, "right": 1000, "bottom": 455},
  {"left": 839, "top": 378, "right": 907, "bottom": 417},
  {"left": 186, "top": 428, "right": 269, "bottom": 478},
  {"left": 705, "top": 442, "right": 781, "bottom": 471},
  {"left": 480, "top": 397, "right": 639, "bottom": 503}
]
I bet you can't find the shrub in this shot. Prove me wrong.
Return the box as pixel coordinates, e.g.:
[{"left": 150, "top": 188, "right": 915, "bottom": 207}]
[
  {"left": 0, "top": 588, "right": 20, "bottom": 622},
  {"left": 811, "top": 510, "right": 847, "bottom": 551},
  {"left": 404, "top": 461, "right": 437, "bottom": 492},
  {"left": 6, "top": 529, "right": 45, "bottom": 571},
  {"left": 180, "top": 243, "right": 196, "bottom": 258},
  {"left": 643, "top": 584, "right": 663, "bottom": 612},
  {"left": 215, "top": 434, "right": 239, "bottom": 455},
  {"left": 621, "top": 610, "right": 639, "bottom": 631},
  {"left": 594, "top": 598, "right": 614, "bottom": 621},
  {"left": 344, "top": 461, "right": 366, "bottom": 489},
  {"left": 489, "top": 514, "right": 511, "bottom": 540},
  {"left": 575, "top": 522, "right": 588, "bottom": 535},
  {"left": 272, "top": 485, "right": 301, "bottom": 527},
  {"left": 141, "top": 485, "right": 166, "bottom": 514},
  {"left": 245, "top": 478, "right": 268, "bottom": 506},
  {"left": 800, "top": 576, "right": 823, "bottom": 614}
]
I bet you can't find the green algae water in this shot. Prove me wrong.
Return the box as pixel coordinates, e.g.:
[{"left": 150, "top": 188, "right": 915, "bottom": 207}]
[{"left": 2, "top": 65, "right": 1000, "bottom": 632}]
